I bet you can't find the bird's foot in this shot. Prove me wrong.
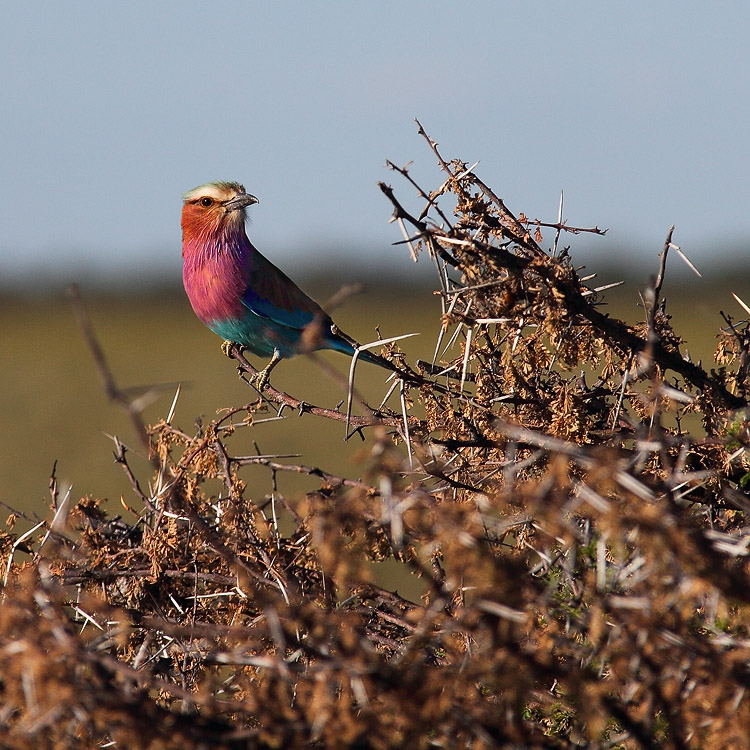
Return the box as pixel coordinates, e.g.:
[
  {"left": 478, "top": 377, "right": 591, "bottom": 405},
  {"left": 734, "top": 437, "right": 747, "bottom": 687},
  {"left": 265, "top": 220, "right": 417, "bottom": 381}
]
[
  {"left": 221, "top": 339, "right": 236, "bottom": 357},
  {"left": 249, "top": 352, "right": 282, "bottom": 391},
  {"left": 249, "top": 366, "right": 272, "bottom": 392}
]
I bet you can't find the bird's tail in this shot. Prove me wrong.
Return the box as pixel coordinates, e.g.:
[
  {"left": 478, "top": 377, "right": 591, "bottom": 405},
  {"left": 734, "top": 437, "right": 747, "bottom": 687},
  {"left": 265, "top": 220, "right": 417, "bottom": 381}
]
[{"left": 353, "top": 346, "right": 396, "bottom": 370}]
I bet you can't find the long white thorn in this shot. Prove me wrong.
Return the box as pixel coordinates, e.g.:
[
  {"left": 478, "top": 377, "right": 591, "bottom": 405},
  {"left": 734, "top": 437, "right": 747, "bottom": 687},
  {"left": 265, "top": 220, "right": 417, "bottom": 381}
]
[
  {"left": 460, "top": 326, "right": 473, "bottom": 392},
  {"left": 346, "top": 351, "right": 359, "bottom": 438},
  {"left": 671, "top": 242, "right": 702, "bottom": 278},
  {"left": 396, "top": 217, "right": 418, "bottom": 262},
  {"left": 553, "top": 189, "right": 564, "bottom": 256},
  {"left": 732, "top": 292, "right": 750, "bottom": 317},
  {"left": 166, "top": 383, "right": 181, "bottom": 424},
  {"left": 346, "top": 334, "right": 419, "bottom": 437},
  {"left": 399, "top": 380, "right": 413, "bottom": 471},
  {"left": 358, "top": 332, "right": 419, "bottom": 352},
  {"left": 433, "top": 293, "right": 460, "bottom": 366},
  {"left": 378, "top": 379, "right": 400, "bottom": 410}
]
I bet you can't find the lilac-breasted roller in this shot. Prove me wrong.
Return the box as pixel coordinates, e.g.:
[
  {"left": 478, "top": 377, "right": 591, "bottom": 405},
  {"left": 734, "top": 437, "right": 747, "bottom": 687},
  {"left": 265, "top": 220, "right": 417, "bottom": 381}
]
[{"left": 181, "top": 181, "right": 392, "bottom": 388}]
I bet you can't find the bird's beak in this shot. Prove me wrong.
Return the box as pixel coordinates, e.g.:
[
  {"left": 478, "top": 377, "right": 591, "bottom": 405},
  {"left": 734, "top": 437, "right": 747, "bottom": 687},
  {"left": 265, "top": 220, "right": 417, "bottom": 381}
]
[{"left": 224, "top": 193, "right": 259, "bottom": 212}]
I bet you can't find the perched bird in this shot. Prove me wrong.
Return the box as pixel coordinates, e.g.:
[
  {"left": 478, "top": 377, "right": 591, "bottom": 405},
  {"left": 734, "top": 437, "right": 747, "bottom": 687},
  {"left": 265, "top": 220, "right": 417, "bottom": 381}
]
[{"left": 181, "top": 181, "right": 392, "bottom": 388}]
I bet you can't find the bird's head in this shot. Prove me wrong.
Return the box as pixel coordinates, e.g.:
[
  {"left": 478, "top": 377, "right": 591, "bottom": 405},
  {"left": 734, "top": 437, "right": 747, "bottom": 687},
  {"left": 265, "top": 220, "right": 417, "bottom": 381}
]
[{"left": 181, "top": 181, "right": 259, "bottom": 240}]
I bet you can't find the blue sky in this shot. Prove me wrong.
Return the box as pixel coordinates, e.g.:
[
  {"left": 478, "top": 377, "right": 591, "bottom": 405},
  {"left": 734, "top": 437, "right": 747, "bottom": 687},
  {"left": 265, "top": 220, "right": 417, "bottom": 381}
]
[{"left": 2, "top": 2, "right": 749, "bottom": 286}]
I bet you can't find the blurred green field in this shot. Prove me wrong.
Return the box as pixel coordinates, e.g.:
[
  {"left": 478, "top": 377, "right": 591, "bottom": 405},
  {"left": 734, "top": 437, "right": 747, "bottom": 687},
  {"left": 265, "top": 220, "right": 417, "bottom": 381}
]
[
  {"left": 1, "top": 282, "right": 439, "bottom": 520},
  {"left": 1, "top": 270, "right": 745, "bottom": 524}
]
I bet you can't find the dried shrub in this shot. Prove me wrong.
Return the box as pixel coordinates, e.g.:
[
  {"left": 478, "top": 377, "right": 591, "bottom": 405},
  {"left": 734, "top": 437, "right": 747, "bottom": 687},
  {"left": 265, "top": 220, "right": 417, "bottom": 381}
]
[{"left": 3, "top": 125, "right": 750, "bottom": 749}]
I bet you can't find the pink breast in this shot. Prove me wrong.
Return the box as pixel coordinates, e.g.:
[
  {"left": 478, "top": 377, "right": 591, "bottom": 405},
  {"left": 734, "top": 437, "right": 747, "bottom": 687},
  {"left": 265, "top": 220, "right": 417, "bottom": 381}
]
[{"left": 183, "top": 252, "right": 246, "bottom": 324}]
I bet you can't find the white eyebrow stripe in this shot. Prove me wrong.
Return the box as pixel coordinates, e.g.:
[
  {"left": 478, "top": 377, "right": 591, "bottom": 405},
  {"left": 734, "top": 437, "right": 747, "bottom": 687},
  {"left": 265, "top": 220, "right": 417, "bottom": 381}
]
[{"left": 183, "top": 183, "right": 232, "bottom": 202}]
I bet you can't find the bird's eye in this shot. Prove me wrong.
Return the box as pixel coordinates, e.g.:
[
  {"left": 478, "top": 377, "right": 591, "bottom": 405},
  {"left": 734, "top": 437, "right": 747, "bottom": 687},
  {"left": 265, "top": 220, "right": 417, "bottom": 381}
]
[{"left": 199, "top": 197, "right": 213, "bottom": 207}]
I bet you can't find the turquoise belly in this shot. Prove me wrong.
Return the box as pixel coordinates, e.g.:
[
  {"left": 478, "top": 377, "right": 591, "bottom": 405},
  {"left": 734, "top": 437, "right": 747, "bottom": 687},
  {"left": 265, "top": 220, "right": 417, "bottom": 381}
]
[{"left": 208, "top": 313, "right": 301, "bottom": 359}]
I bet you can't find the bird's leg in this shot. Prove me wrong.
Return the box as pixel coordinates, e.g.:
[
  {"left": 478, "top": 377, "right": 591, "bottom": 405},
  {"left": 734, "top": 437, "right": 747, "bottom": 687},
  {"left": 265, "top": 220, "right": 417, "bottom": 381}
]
[{"left": 250, "top": 351, "right": 281, "bottom": 391}]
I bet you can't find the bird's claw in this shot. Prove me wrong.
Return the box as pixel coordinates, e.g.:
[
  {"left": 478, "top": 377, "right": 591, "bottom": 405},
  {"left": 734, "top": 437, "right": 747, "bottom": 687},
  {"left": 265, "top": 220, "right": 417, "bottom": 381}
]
[
  {"left": 248, "top": 352, "right": 281, "bottom": 392},
  {"left": 249, "top": 367, "right": 271, "bottom": 392},
  {"left": 221, "top": 340, "right": 235, "bottom": 358}
]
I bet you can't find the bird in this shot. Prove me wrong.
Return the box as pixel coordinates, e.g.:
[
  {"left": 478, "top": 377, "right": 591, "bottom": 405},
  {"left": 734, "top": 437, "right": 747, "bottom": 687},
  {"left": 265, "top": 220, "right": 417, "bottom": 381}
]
[{"left": 181, "top": 180, "right": 394, "bottom": 389}]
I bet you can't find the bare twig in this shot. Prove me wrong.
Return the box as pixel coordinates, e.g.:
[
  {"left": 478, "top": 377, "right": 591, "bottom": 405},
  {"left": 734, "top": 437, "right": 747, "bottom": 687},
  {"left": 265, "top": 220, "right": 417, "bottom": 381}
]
[{"left": 67, "top": 284, "right": 155, "bottom": 458}]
